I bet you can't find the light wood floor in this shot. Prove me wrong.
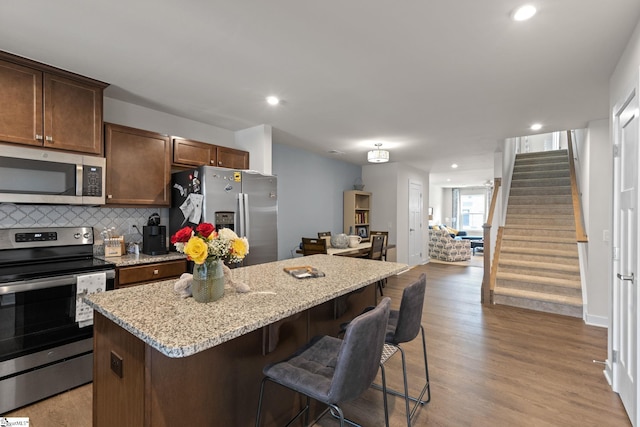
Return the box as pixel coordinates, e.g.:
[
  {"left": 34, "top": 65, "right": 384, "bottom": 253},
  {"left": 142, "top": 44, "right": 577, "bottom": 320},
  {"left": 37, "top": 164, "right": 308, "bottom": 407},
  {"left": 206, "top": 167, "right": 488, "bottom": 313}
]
[{"left": 4, "top": 262, "right": 630, "bottom": 426}]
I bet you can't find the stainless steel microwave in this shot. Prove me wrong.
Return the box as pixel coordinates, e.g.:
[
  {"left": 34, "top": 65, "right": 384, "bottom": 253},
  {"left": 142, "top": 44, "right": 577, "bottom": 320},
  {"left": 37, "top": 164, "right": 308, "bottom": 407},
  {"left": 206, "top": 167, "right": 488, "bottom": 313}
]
[{"left": 0, "top": 145, "right": 105, "bottom": 205}]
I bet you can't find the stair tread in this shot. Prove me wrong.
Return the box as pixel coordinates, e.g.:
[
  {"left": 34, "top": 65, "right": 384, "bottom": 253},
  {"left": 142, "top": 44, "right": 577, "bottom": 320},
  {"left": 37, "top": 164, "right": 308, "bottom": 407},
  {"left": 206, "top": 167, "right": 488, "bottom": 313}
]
[
  {"left": 500, "top": 246, "right": 578, "bottom": 256},
  {"left": 502, "top": 234, "right": 576, "bottom": 243},
  {"left": 498, "top": 259, "right": 580, "bottom": 272},
  {"left": 493, "top": 287, "right": 583, "bottom": 306},
  {"left": 496, "top": 272, "right": 581, "bottom": 288},
  {"left": 504, "top": 224, "right": 576, "bottom": 231},
  {"left": 506, "top": 213, "right": 574, "bottom": 218},
  {"left": 500, "top": 254, "right": 579, "bottom": 263}
]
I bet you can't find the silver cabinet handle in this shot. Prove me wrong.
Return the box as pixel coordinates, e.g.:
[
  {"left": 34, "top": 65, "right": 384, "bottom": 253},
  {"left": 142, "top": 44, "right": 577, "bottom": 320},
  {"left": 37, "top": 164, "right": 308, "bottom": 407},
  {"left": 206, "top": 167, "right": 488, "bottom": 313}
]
[
  {"left": 617, "top": 273, "right": 635, "bottom": 283},
  {"left": 35, "top": 134, "right": 43, "bottom": 141},
  {"left": 45, "top": 136, "right": 53, "bottom": 142}
]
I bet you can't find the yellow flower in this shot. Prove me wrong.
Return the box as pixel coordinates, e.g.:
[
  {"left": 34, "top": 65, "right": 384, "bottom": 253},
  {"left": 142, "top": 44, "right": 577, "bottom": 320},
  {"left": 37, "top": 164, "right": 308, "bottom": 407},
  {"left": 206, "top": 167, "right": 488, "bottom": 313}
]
[
  {"left": 230, "top": 238, "right": 249, "bottom": 258},
  {"left": 184, "top": 236, "right": 209, "bottom": 264}
]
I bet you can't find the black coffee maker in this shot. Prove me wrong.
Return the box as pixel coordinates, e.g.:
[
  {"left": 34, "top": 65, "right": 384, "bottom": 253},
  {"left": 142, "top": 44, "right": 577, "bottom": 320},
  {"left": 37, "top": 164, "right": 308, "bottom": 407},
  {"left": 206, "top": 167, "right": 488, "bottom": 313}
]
[{"left": 142, "top": 213, "right": 168, "bottom": 255}]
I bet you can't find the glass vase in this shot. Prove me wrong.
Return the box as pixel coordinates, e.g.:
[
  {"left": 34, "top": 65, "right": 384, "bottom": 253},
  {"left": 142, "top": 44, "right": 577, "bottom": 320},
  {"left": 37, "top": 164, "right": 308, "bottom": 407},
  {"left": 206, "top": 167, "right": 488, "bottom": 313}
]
[{"left": 191, "top": 259, "right": 224, "bottom": 303}]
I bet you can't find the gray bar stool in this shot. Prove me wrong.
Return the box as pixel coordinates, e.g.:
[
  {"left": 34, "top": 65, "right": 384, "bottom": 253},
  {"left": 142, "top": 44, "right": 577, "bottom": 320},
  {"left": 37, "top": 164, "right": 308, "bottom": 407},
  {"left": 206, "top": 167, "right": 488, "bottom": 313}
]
[
  {"left": 255, "top": 298, "right": 392, "bottom": 427},
  {"left": 375, "top": 273, "right": 430, "bottom": 426}
]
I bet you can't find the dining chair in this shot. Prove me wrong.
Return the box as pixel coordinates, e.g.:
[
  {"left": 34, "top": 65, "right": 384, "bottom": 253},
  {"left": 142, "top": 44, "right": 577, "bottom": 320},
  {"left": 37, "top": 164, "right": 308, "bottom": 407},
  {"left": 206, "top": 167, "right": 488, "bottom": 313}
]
[
  {"left": 255, "top": 298, "right": 392, "bottom": 427},
  {"left": 301, "top": 237, "right": 327, "bottom": 255},
  {"left": 369, "top": 231, "right": 389, "bottom": 260},
  {"left": 368, "top": 234, "right": 386, "bottom": 295}
]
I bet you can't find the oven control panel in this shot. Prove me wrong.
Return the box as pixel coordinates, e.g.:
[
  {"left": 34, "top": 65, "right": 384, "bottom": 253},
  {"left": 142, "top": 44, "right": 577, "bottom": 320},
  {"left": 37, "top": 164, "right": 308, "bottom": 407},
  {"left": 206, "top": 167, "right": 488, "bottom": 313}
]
[
  {"left": 15, "top": 232, "right": 58, "bottom": 242},
  {"left": 0, "top": 227, "right": 94, "bottom": 250}
]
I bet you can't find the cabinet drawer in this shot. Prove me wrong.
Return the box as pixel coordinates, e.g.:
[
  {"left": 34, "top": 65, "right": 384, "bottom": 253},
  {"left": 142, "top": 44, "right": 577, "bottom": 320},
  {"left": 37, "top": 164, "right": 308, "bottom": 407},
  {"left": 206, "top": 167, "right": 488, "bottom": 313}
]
[{"left": 117, "top": 259, "right": 187, "bottom": 288}]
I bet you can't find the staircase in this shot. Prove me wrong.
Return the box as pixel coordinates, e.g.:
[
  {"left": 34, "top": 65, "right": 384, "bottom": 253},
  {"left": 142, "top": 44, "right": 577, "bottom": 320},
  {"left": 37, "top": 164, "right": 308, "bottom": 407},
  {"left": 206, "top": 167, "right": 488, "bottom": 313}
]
[{"left": 494, "top": 149, "right": 583, "bottom": 318}]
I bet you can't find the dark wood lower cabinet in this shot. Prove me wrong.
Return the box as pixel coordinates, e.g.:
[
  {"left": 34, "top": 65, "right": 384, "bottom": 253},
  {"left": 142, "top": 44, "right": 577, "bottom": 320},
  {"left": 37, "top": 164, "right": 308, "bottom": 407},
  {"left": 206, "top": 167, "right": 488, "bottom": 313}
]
[{"left": 92, "top": 284, "right": 376, "bottom": 426}]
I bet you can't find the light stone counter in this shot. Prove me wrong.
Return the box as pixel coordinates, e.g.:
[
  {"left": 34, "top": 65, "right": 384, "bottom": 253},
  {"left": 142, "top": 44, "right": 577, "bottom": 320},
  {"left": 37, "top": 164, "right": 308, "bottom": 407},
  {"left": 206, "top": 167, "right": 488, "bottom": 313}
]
[
  {"left": 95, "top": 251, "right": 186, "bottom": 267},
  {"left": 85, "top": 254, "right": 408, "bottom": 358}
]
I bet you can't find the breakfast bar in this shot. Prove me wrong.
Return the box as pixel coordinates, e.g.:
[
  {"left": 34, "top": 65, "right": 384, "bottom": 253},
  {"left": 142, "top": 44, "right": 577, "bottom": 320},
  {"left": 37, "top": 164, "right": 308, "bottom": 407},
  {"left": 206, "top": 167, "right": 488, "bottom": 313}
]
[{"left": 85, "top": 254, "right": 408, "bottom": 426}]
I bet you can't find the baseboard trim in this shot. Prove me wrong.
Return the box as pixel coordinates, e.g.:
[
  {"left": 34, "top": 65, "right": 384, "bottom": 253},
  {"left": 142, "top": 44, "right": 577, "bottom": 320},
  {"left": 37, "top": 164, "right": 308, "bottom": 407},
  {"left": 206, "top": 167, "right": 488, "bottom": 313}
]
[{"left": 584, "top": 312, "right": 608, "bottom": 328}]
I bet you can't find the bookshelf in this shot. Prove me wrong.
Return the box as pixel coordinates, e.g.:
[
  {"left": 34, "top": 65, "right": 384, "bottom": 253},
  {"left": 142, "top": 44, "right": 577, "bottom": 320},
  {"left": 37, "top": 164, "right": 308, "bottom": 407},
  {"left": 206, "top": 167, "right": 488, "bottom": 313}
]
[{"left": 344, "top": 190, "right": 372, "bottom": 241}]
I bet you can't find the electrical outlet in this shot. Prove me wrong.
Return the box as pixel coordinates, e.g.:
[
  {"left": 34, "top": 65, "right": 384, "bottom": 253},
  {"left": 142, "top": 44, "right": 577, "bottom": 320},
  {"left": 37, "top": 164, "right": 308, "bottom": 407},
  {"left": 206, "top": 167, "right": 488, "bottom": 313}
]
[
  {"left": 110, "top": 351, "right": 123, "bottom": 378},
  {"left": 127, "top": 220, "right": 136, "bottom": 235}
]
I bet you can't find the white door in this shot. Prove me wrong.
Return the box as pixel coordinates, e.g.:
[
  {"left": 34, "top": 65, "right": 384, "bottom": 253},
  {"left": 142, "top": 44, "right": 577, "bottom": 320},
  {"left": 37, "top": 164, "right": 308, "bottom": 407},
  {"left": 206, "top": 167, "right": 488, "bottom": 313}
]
[
  {"left": 613, "top": 86, "right": 639, "bottom": 426},
  {"left": 408, "top": 181, "right": 423, "bottom": 266}
]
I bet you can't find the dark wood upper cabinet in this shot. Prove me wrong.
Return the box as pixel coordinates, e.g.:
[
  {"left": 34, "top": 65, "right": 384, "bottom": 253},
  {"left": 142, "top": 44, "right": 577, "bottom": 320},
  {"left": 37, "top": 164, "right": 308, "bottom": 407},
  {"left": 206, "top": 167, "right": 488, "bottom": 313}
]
[
  {"left": 172, "top": 137, "right": 249, "bottom": 169},
  {"left": 216, "top": 146, "right": 249, "bottom": 169},
  {"left": 172, "top": 137, "right": 217, "bottom": 167},
  {"left": 0, "top": 52, "right": 107, "bottom": 155},
  {"left": 105, "top": 123, "right": 171, "bottom": 206}
]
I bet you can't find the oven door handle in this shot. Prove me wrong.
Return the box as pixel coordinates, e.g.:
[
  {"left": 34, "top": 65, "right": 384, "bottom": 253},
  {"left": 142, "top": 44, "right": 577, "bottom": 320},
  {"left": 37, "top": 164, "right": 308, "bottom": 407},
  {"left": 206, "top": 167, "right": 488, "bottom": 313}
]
[{"left": 0, "top": 270, "right": 115, "bottom": 295}]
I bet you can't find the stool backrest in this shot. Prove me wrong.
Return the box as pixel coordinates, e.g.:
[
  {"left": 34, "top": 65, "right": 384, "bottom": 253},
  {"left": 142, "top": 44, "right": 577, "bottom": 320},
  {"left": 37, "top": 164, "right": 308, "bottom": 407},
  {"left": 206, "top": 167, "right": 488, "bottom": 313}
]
[
  {"left": 390, "top": 273, "right": 426, "bottom": 344},
  {"left": 328, "top": 297, "right": 390, "bottom": 403}
]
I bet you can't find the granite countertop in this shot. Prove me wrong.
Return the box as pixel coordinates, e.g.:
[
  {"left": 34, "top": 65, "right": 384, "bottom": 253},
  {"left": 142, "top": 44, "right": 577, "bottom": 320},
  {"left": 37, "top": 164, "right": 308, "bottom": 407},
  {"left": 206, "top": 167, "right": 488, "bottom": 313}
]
[
  {"left": 85, "top": 255, "right": 408, "bottom": 358},
  {"left": 95, "top": 252, "right": 187, "bottom": 267}
]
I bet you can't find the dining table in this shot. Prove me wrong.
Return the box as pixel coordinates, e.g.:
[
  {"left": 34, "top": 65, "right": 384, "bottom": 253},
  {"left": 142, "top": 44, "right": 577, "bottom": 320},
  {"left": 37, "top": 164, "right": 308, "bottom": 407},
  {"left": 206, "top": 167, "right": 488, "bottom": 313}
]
[{"left": 296, "top": 241, "right": 396, "bottom": 257}]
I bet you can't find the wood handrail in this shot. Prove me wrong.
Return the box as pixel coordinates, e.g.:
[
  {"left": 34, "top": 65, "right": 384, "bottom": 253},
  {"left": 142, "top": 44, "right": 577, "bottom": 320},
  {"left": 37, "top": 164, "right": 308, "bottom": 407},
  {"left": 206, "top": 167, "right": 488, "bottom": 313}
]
[
  {"left": 486, "top": 178, "right": 502, "bottom": 225},
  {"left": 567, "top": 131, "right": 588, "bottom": 242},
  {"left": 481, "top": 178, "right": 502, "bottom": 305}
]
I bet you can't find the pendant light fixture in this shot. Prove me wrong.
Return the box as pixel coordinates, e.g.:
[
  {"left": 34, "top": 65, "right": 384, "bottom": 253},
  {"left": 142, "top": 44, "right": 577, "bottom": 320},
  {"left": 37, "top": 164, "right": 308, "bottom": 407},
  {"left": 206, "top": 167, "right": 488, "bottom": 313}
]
[{"left": 367, "top": 143, "right": 390, "bottom": 163}]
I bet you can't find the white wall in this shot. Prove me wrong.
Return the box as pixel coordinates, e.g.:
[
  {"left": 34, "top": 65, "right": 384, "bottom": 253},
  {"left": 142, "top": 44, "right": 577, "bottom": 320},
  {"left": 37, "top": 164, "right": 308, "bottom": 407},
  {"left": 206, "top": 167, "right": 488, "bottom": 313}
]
[
  {"left": 235, "top": 125, "right": 272, "bottom": 174},
  {"left": 363, "top": 162, "right": 429, "bottom": 265},
  {"left": 584, "top": 119, "right": 610, "bottom": 326},
  {"left": 104, "top": 98, "right": 235, "bottom": 146},
  {"left": 428, "top": 181, "right": 442, "bottom": 226},
  {"left": 362, "top": 163, "right": 399, "bottom": 244}
]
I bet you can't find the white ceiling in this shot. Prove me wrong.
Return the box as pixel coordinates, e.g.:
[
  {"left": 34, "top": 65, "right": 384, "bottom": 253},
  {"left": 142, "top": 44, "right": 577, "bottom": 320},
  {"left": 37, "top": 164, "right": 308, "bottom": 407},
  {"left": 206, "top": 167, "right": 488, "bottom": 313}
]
[{"left": 1, "top": 1, "right": 639, "bottom": 188}]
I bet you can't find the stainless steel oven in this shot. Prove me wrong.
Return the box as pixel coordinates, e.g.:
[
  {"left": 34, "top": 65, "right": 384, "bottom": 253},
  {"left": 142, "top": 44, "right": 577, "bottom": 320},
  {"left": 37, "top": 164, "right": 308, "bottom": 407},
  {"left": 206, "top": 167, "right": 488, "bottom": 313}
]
[{"left": 0, "top": 227, "right": 115, "bottom": 413}]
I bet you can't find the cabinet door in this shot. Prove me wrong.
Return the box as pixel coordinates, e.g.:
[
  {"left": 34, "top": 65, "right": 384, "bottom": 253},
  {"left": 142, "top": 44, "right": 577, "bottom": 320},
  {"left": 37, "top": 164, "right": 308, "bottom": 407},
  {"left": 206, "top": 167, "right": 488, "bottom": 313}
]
[
  {"left": 172, "top": 137, "right": 216, "bottom": 167},
  {"left": 0, "top": 60, "right": 43, "bottom": 146},
  {"left": 217, "top": 146, "right": 249, "bottom": 169},
  {"left": 105, "top": 123, "right": 171, "bottom": 205},
  {"left": 43, "top": 73, "right": 103, "bottom": 155}
]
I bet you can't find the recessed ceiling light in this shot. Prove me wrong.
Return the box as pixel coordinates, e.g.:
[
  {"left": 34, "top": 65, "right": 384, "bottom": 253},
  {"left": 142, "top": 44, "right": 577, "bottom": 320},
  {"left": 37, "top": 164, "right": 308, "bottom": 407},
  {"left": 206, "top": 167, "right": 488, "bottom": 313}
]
[
  {"left": 266, "top": 96, "right": 280, "bottom": 106},
  {"left": 512, "top": 4, "right": 537, "bottom": 21},
  {"left": 530, "top": 123, "right": 542, "bottom": 131},
  {"left": 451, "top": 163, "right": 458, "bottom": 169}
]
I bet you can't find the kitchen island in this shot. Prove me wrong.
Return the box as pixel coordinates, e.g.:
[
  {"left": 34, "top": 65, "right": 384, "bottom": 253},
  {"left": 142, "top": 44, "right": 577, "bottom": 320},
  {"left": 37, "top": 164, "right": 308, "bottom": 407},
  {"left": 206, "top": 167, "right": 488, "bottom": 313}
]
[{"left": 85, "top": 254, "right": 408, "bottom": 426}]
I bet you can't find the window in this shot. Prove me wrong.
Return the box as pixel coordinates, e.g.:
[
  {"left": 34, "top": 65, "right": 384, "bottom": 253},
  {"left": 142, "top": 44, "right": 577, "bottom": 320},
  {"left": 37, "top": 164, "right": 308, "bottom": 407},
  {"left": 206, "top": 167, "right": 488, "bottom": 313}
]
[{"left": 460, "top": 194, "right": 485, "bottom": 231}]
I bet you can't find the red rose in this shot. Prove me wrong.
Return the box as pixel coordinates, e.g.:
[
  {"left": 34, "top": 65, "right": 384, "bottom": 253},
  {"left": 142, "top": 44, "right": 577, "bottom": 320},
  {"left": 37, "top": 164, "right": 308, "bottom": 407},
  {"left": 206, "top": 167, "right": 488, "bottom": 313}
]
[
  {"left": 196, "top": 222, "right": 216, "bottom": 238},
  {"left": 171, "top": 226, "right": 193, "bottom": 244}
]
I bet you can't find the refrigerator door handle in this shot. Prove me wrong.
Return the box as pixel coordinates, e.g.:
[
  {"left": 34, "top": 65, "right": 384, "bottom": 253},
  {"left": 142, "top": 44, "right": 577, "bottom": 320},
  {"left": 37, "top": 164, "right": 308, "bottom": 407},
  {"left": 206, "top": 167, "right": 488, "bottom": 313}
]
[
  {"left": 238, "top": 193, "right": 249, "bottom": 238},
  {"left": 243, "top": 193, "right": 250, "bottom": 240}
]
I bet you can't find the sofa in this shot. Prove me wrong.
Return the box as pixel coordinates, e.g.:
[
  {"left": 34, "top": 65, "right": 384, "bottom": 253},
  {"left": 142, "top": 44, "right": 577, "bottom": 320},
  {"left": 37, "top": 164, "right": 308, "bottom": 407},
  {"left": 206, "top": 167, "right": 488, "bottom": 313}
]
[{"left": 428, "top": 229, "right": 472, "bottom": 262}]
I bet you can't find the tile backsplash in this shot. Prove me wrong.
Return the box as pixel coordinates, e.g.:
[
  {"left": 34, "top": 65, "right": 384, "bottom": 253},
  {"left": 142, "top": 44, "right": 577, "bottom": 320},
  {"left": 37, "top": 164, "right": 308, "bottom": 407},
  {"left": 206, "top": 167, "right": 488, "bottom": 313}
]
[{"left": 0, "top": 203, "right": 169, "bottom": 249}]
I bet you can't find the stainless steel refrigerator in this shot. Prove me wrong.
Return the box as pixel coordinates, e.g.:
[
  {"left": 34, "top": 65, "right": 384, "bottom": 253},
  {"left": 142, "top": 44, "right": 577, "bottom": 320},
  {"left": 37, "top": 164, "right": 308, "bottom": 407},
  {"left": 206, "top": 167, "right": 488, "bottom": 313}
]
[{"left": 170, "top": 166, "right": 278, "bottom": 266}]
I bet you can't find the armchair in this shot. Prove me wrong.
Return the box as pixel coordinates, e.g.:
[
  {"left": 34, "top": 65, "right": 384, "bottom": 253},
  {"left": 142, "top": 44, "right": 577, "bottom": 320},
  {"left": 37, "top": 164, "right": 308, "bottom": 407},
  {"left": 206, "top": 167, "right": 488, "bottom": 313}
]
[{"left": 428, "top": 229, "right": 471, "bottom": 262}]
